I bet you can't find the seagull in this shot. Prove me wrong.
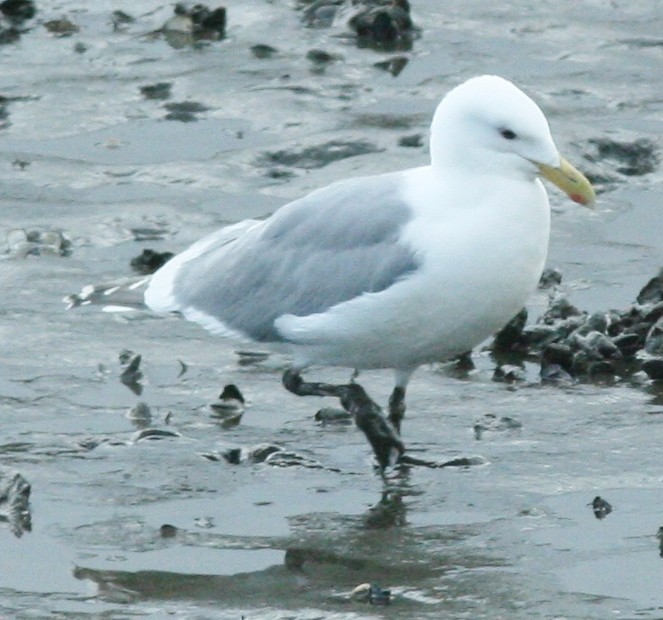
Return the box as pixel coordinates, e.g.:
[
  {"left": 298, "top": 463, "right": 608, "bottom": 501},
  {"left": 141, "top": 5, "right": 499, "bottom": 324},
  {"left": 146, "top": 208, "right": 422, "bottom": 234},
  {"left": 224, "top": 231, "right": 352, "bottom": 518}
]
[{"left": 145, "top": 75, "right": 595, "bottom": 470}]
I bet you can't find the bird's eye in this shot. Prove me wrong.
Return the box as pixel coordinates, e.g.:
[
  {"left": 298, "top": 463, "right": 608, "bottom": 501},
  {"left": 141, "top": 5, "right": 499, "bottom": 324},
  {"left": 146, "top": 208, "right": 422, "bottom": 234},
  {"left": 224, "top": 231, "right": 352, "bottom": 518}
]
[{"left": 500, "top": 128, "right": 517, "bottom": 140}]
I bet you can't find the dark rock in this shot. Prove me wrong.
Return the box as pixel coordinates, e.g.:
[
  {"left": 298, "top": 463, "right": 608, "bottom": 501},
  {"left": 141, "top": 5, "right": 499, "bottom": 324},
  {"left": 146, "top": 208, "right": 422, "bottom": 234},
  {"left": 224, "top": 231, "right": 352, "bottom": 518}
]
[
  {"left": 453, "top": 351, "right": 475, "bottom": 371},
  {"left": 642, "top": 301, "right": 663, "bottom": 325},
  {"left": 591, "top": 495, "right": 612, "bottom": 519},
  {"left": 605, "top": 309, "right": 627, "bottom": 336},
  {"left": 622, "top": 320, "right": 651, "bottom": 347},
  {"left": 247, "top": 443, "right": 282, "bottom": 463},
  {"left": 374, "top": 55, "right": 408, "bottom": 77},
  {"left": 612, "top": 332, "right": 642, "bottom": 358},
  {"left": 540, "top": 294, "right": 583, "bottom": 324},
  {"left": 522, "top": 323, "right": 563, "bottom": 349},
  {"left": 130, "top": 249, "right": 174, "bottom": 275},
  {"left": 220, "top": 447, "right": 242, "bottom": 464},
  {"left": 439, "top": 456, "right": 486, "bottom": 468},
  {"left": 571, "top": 348, "right": 616, "bottom": 379},
  {"left": 315, "top": 407, "right": 353, "bottom": 424},
  {"left": 0, "top": 0, "right": 35, "bottom": 24},
  {"left": 219, "top": 383, "right": 244, "bottom": 404},
  {"left": 492, "top": 308, "right": 528, "bottom": 353},
  {"left": 119, "top": 349, "right": 143, "bottom": 395},
  {"left": 44, "top": 18, "right": 79, "bottom": 37},
  {"left": 264, "top": 167, "right": 296, "bottom": 180},
  {"left": 542, "top": 342, "right": 574, "bottom": 370},
  {"left": 111, "top": 10, "right": 135, "bottom": 31},
  {"left": 209, "top": 384, "right": 245, "bottom": 425},
  {"left": 574, "top": 311, "right": 610, "bottom": 336},
  {"left": 538, "top": 267, "right": 562, "bottom": 289},
  {"left": 164, "top": 101, "right": 209, "bottom": 122},
  {"left": 572, "top": 331, "right": 622, "bottom": 361},
  {"left": 546, "top": 315, "right": 588, "bottom": 342},
  {"left": 194, "top": 6, "right": 226, "bottom": 36},
  {"left": 0, "top": 469, "right": 31, "bottom": 537},
  {"left": 306, "top": 48, "right": 339, "bottom": 64},
  {"left": 368, "top": 583, "right": 391, "bottom": 605},
  {"left": 263, "top": 449, "right": 326, "bottom": 469},
  {"left": 642, "top": 358, "right": 663, "bottom": 381},
  {"left": 637, "top": 269, "right": 663, "bottom": 305},
  {"left": 160, "top": 3, "right": 226, "bottom": 48},
  {"left": 126, "top": 402, "right": 152, "bottom": 427},
  {"left": 259, "top": 140, "right": 381, "bottom": 170},
  {"left": 0, "top": 25, "right": 20, "bottom": 44},
  {"left": 251, "top": 43, "right": 277, "bottom": 59},
  {"left": 399, "top": 453, "right": 486, "bottom": 468},
  {"left": 398, "top": 133, "right": 423, "bottom": 148},
  {"left": 235, "top": 350, "right": 271, "bottom": 366},
  {"left": 519, "top": 277, "right": 663, "bottom": 382},
  {"left": 132, "top": 428, "right": 181, "bottom": 442},
  {"left": 140, "top": 82, "right": 172, "bottom": 100},
  {"left": 587, "top": 137, "right": 659, "bottom": 176},
  {"left": 11, "top": 158, "right": 29, "bottom": 169},
  {"left": 645, "top": 318, "right": 663, "bottom": 356},
  {"left": 174, "top": 2, "right": 226, "bottom": 37},
  {"left": 540, "top": 363, "right": 574, "bottom": 384},
  {"left": 349, "top": 0, "right": 417, "bottom": 51},
  {"left": 160, "top": 523, "right": 178, "bottom": 538},
  {"left": 302, "top": 0, "right": 342, "bottom": 28},
  {"left": 221, "top": 443, "right": 325, "bottom": 468}
]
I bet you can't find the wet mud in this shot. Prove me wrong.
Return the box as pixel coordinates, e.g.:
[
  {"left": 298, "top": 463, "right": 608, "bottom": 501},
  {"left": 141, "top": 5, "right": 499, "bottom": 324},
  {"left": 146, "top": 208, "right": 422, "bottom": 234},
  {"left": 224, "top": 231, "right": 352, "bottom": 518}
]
[{"left": 0, "top": 1, "right": 662, "bottom": 618}]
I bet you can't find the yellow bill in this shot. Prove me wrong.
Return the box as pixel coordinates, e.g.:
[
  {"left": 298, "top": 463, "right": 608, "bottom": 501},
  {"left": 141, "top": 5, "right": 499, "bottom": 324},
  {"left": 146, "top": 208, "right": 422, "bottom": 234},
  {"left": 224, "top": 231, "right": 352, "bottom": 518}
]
[{"left": 537, "top": 157, "right": 595, "bottom": 208}]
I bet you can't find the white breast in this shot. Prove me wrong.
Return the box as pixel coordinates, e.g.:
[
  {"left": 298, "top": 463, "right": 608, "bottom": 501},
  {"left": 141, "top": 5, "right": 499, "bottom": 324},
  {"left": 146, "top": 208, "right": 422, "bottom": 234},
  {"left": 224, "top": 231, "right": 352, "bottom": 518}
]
[{"left": 276, "top": 167, "right": 550, "bottom": 370}]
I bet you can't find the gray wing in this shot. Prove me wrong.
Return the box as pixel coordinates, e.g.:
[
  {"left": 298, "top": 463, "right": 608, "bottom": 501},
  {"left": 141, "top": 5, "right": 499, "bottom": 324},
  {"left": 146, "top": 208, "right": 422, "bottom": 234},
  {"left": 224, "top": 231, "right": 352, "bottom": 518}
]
[{"left": 169, "top": 171, "right": 419, "bottom": 342}]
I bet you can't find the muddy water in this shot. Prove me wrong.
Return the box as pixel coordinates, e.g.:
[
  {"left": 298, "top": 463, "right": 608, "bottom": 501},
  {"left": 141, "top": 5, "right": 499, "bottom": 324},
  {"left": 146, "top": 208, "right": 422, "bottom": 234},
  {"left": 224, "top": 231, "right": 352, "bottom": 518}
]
[{"left": 1, "top": 1, "right": 662, "bottom": 618}]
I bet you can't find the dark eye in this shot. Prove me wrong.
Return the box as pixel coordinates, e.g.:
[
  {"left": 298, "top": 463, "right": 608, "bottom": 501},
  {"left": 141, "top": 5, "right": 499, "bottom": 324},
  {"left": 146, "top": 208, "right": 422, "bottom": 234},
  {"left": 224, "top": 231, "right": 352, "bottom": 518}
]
[{"left": 500, "top": 128, "right": 517, "bottom": 140}]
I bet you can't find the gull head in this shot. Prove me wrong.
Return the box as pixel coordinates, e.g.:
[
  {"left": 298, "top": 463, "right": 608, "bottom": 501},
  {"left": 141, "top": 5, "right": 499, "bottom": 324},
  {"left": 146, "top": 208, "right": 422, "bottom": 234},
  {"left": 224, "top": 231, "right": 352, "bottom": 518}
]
[{"left": 429, "top": 75, "right": 595, "bottom": 207}]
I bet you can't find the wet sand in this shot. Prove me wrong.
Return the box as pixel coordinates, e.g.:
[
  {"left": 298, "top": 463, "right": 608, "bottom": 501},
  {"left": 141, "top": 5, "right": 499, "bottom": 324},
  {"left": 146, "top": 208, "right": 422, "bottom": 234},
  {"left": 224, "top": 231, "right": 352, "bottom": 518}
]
[{"left": 1, "top": 1, "right": 662, "bottom": 618}]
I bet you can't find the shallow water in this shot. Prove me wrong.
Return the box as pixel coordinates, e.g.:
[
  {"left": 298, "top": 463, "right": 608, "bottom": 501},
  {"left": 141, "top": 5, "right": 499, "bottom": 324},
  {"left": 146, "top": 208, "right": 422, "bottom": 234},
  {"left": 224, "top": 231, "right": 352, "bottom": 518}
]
[{"left": 1, "top": 1, "right": 662, "bottom": 618}]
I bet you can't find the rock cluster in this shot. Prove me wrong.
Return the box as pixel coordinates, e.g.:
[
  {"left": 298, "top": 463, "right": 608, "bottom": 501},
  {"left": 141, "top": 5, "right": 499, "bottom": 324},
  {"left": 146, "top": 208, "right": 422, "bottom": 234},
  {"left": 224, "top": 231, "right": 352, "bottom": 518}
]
[{"left": 493, "top": 269, "right": 663, "bottom": 384}]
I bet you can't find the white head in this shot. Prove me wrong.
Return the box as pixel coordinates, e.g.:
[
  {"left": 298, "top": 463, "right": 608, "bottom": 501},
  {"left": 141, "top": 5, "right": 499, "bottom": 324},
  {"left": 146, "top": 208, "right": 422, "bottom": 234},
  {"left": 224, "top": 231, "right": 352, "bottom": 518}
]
[{"left": 429, "top": 75, "right": 595, "bottom": 205}]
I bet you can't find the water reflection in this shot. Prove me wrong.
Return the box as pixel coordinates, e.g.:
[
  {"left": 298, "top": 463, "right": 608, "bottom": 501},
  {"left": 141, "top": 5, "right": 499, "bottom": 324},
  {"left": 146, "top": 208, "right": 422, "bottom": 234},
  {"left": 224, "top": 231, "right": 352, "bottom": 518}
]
[{"left": 72, "top": 483, "right": 504, "bottom": 615}]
